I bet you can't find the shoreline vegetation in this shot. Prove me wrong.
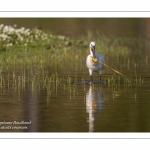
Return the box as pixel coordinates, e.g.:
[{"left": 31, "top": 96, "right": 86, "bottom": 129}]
[{"left": 0, "top": 24, "right": 148, "bottom": 97}]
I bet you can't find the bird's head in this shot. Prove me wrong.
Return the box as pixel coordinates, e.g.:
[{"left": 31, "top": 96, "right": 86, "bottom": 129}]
[{"left": 90, "top": 42, "right": 96, "bottom": 57}]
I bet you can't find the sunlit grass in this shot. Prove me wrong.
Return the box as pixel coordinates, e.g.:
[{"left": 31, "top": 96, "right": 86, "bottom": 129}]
[{"left": 0, "top": 24, "right": 149, "bottom": 101}]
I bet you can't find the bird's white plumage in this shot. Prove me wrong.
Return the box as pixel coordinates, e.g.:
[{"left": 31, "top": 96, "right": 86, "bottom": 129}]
[
  {"left": 86, "top": 53, "right": 105, "bottom": 75},
  {"left": 86, "top": 42, "right": 105, "bottom": 79},
  {"left": 90, "top": 41, "right": 96, "bottom": 47}
]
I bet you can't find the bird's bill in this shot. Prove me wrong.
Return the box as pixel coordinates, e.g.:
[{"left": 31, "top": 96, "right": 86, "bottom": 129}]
[{"left": 91, "top": 46, "right": 95, "bottom": 57}]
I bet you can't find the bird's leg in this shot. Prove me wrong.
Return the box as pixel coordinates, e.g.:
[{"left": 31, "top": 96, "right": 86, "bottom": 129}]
[
  {"left": 99, "top": 71, "right": 102, "bottom": 83},
  {"left": 99, "top": 75, "right": 101, "bottom": 83},
  {"left": 100, "top": 74, "right": 102, "bottom": 81},
  {"left": 89, "top": 69, "right": 93, "bottom": 83},
  {"left": 90, "top": 75, "right": 93, "bottom": 82}
]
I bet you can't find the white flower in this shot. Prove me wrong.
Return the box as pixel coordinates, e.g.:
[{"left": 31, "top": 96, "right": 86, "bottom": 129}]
[
  {"left": 24, "top": 43, "right": 27, "bottom": 46},
  {"left": 17, "top": 34, "right": 24, "bottom": 41},
  {"left": 58, "top": 35, "right": 65, "bottom": 40},
  {"left": 0, "top": 34, "right": 10, "bottom": 40},
  {"left": 6, "top": 43, "right": 13, "bottom": 47},
  {"left": 3, "top": 26, "right": 9, "bottom": 32},
  {"left": 0, "top": 24, "right": 4, "bottom": 29}
]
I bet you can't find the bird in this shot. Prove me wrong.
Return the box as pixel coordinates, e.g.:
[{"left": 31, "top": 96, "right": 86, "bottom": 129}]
[{"left": 86, "top": 41, "right": 105, "bottom": 82}]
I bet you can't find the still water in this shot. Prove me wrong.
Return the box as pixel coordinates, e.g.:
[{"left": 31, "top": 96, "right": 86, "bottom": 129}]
[
  {"left": 0, "top": 18, "right": 150, "bottom": 132},
  {"left": 0, "top": 70, "right": 150, "bottom": 132}
]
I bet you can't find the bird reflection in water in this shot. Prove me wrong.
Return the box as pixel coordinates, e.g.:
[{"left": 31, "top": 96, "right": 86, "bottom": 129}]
[{"left": 86, "top": 85, "right": 105, "bottom": 132}]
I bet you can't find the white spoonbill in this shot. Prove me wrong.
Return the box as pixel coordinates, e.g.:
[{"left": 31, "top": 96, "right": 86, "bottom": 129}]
[{"left": 86, "top": 41, "right": 105, "bottom": 82}]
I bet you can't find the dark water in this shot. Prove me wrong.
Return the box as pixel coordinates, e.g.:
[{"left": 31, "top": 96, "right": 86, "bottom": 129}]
[{"left": 0, "top": 18, "right": 150, "bottom": 132}]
